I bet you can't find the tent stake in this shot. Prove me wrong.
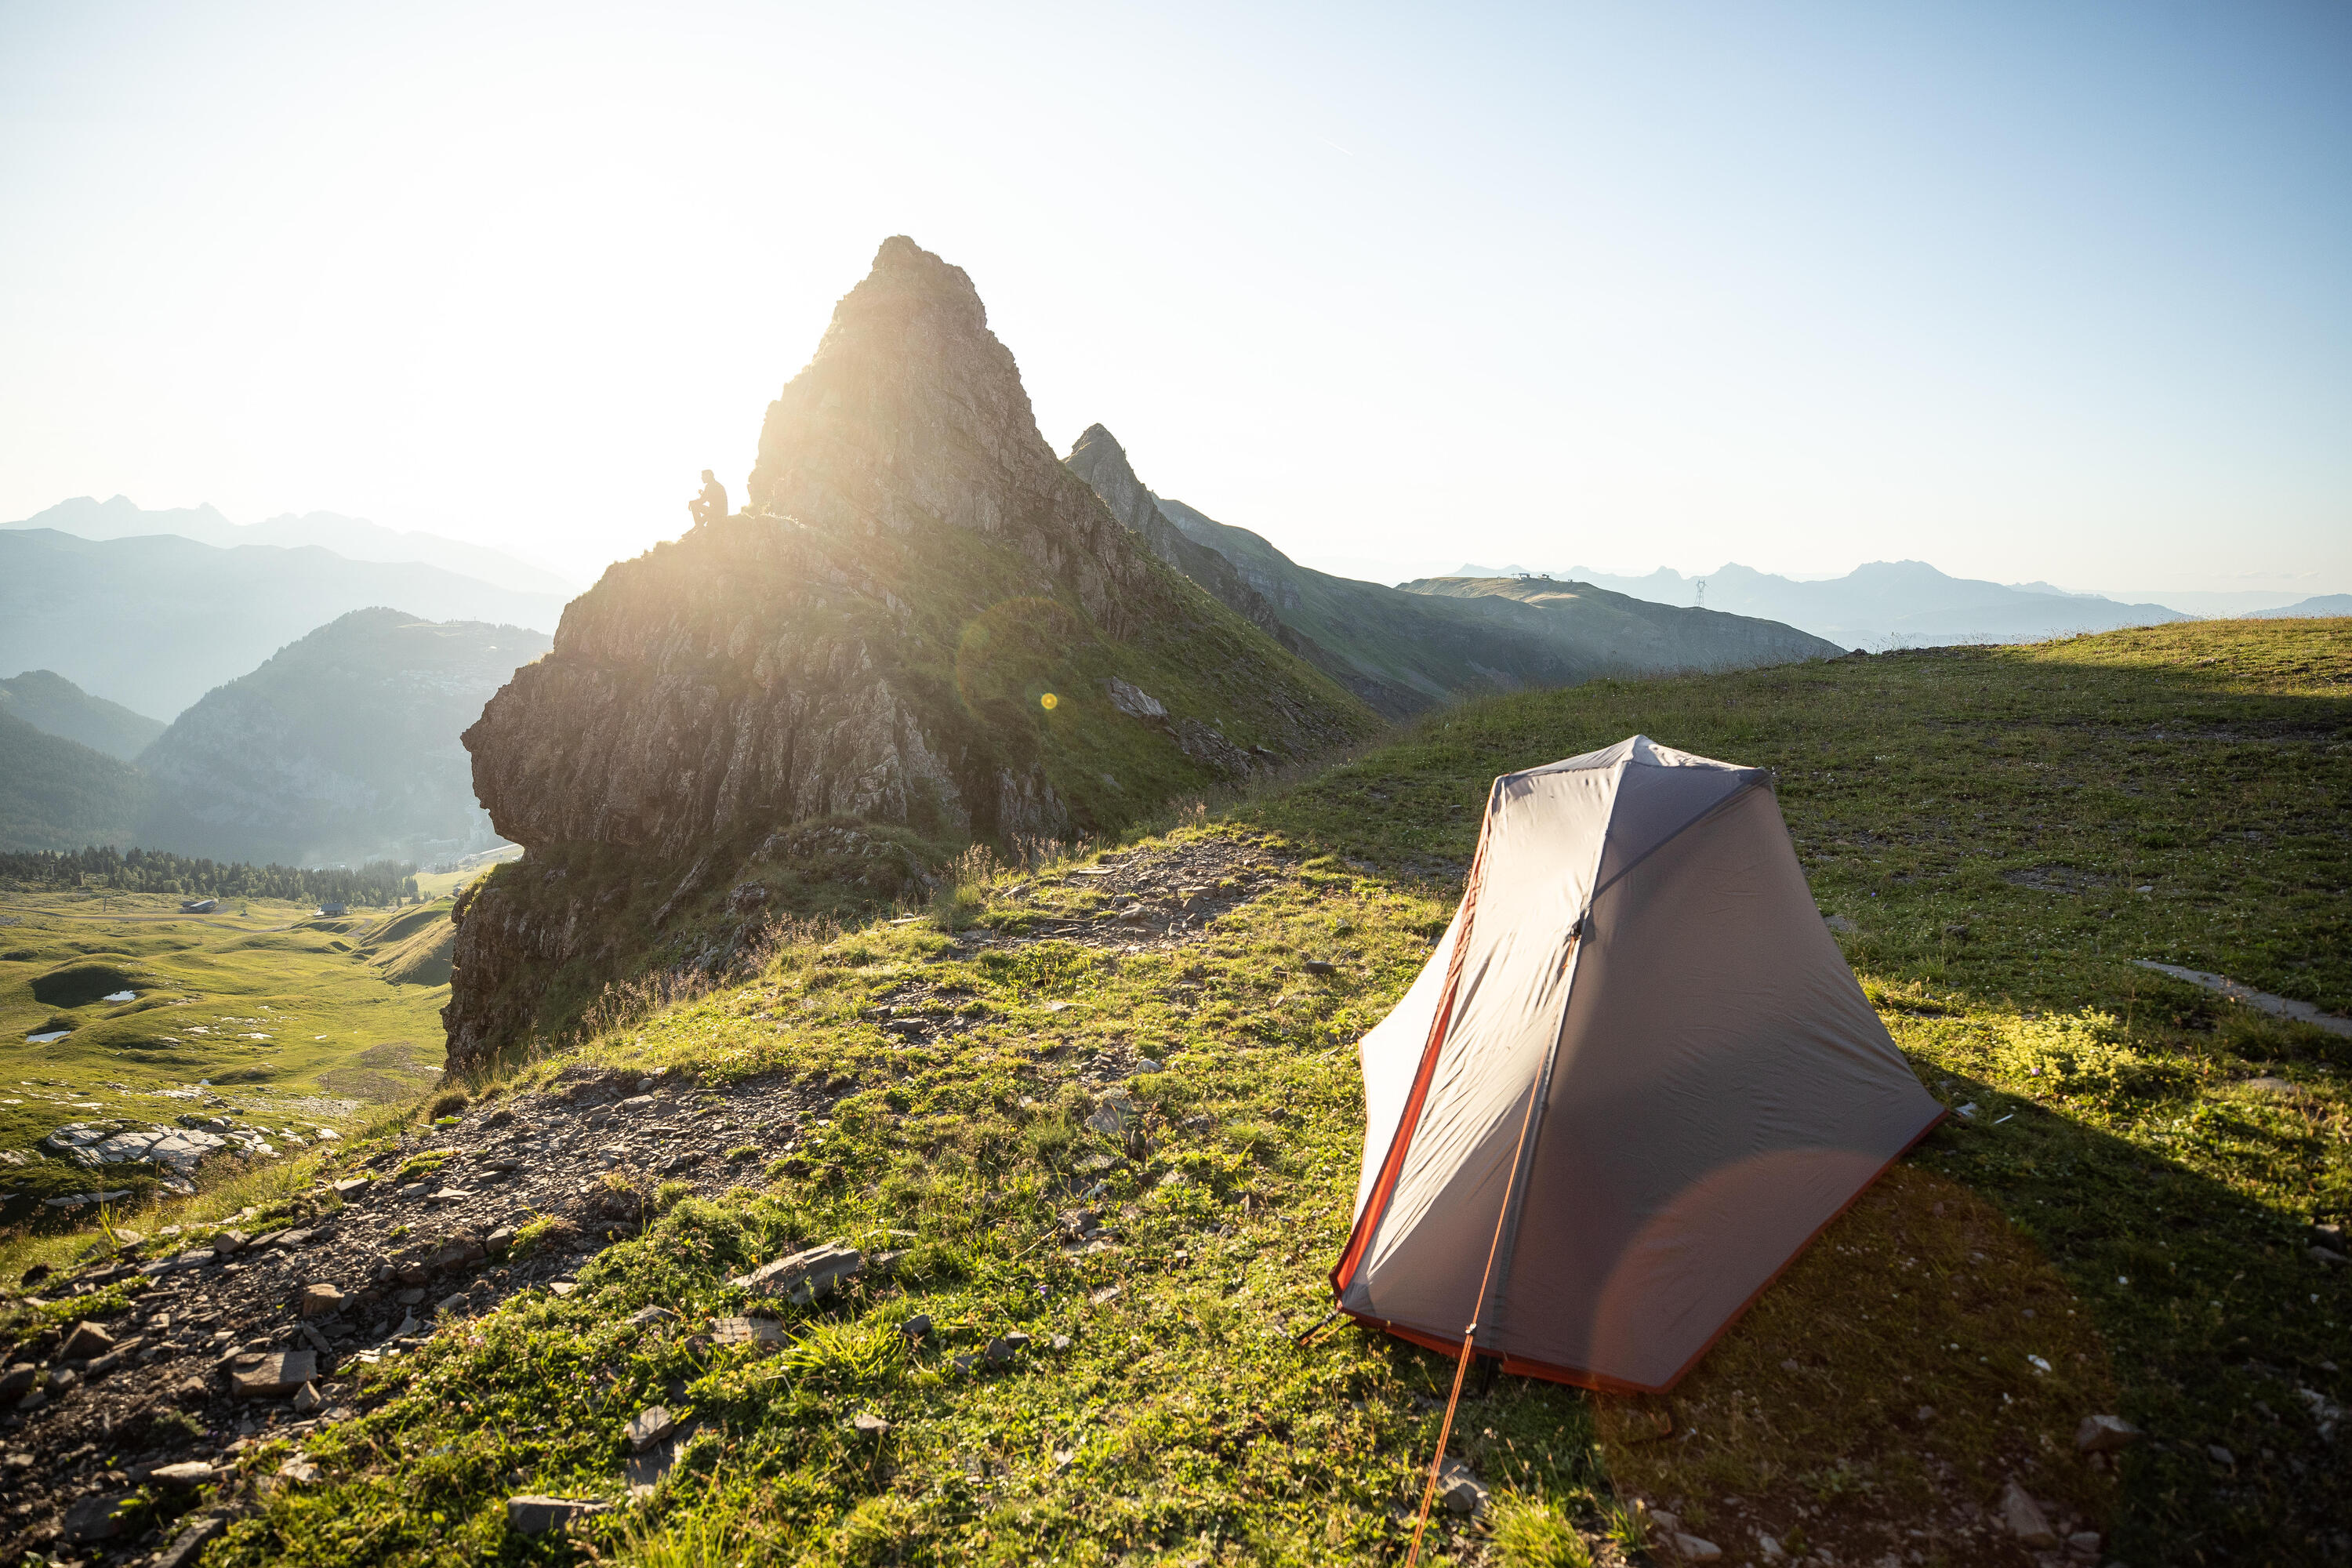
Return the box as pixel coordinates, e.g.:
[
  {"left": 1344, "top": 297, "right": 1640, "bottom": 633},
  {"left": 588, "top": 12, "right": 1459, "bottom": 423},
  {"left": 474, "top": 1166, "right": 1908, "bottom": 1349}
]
[
  {"left": 1403, "top": 988, "right": 1560, "bottom": 1567},
  {"left": 1293, "top": 1308, "right": 1343, "bottom": 1348}
]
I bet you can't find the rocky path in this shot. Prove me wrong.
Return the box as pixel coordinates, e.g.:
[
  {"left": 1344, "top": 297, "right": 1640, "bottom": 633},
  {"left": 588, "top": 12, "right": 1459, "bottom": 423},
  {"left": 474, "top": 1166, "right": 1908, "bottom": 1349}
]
[{"left": 0, "top": 1065, "right": 860, "bottom": 1563}]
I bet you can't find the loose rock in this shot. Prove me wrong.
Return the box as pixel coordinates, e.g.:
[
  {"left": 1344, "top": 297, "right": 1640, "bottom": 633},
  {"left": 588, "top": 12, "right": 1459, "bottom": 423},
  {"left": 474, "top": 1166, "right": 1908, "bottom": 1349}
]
[{"left": 506, "top": 1495, "right": 612, "bottom": 1534}]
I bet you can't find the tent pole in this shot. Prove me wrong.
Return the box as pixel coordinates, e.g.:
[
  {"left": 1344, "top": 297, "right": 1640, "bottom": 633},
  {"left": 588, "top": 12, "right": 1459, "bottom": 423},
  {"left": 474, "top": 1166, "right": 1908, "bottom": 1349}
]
[{"left": 1403, "top": 969, "right": 1563, "bottom": 1566}]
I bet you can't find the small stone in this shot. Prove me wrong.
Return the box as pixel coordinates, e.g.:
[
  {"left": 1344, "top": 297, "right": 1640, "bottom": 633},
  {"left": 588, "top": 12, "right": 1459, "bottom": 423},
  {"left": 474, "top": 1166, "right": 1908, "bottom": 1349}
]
[
  {"left": 2075, "top": 1413, "right": 2140, "bottom": 1453},
  {"left": 2066, "top": 1530, "right": 2103, "bottom": 1558},
  {"left": 437, "top": 1291, "right": 470, "bottom": 1316},
  {"left": 332, "top": 1177, "right": 374, "bottom": 1197},
  {"left": 60, "top": 1320, "right": 117, "bottom": 1361},
  {"left": 2206, "top": 1444, "right": 2234, "bottom": 1467},
  {"left": 550, "top": 1280, "right": 579, "bottom": 1298},
  {"left": 485, "top": 1227, "right": 517, "bottom": 1253},
  {"left": 292, "top": 1381, "right": 325, "bottom": 1413},
  {"left": 426, "top": 1187, "right": 474, "bottom": 1207},
  {"left": 0, "top": 1365, "right": 34, "bottom": 1400},
  {"left": 625, "top": 1405, "right": 676, "bottom": 1452},
  {"left": 1133, "top": 1058, "right": 1163, "bottom": 1074},
  {"left": 1669, "top": 1533, "right": 1722, "bottom": 1563},
  {"left": 899, "top": 1313, "right": 933, "bottom": 1341},
  {"left": 849, "top": 1411, "right": 891, "bottom": 1436},
  {"left": 628, "top": 1306, "right": 677, "bottom": 1327},
  {"left": 1302, "top": 960, "right": 1337, "bottom": 976},
  {"left": 278, "top": 1456, "right": 321, "bottom": 1484},
  {"left": 730, "top": 1242, "right": 862, "bottom": 1305},
  {"left": 710, "top": 1316, "right": 787, "bottom": 1352},
  {"left": 1435, "top": 1457, "right": 1487, "bottom": 1517},
  {"left": 212, "top": 1229, "right": 250, "bottom": 1254},
  {"left": 64, "top": 1491, "right": 136, "bottom": 1541},
  {"left": 506, "top": 1495, "right": 612, "bottom": 1535},
  {"left": 2000, "top": 1479, "right": 2057, "bottom": 1547},
  {"left": 230, "top": 1348, "right": 318, "bottom": 1399},
  {"left": 154, "top": 1513, "right": 229, "bottom": 1568},
  {"left": 147, "top": 1461, "right": 215, "bottom": 1487},
  {"left": 300, "top": 1283, "right": 347, "bottom": 1319}
]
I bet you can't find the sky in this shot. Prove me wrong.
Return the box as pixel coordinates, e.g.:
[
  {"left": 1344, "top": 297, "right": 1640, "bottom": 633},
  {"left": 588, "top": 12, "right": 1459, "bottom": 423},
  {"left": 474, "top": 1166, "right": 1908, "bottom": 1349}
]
[{"left": 2, "top": 0, "right": 2347, "bottom": 597}]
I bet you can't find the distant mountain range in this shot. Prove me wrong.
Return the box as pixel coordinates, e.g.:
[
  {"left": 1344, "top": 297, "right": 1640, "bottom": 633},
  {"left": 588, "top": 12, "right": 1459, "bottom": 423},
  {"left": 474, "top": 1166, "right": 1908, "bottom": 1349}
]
[
  {"left": 0, "top": 615, "right": 549, "bottom": 863},
  {"left": 10, "top": 495, "right": 574, "bottom": 596},
  {"left": 0, "top": 528, "right": 566, "bottom": 719},
  {"left": 2246, "top": 593, "right": 2352, "bottom": 619},
  {"left": 1456, "top": 561, "right": 2194, "bottom": 647},
  {"left": 1069, "top": 433, "right": 1841, "bottom": 717}
]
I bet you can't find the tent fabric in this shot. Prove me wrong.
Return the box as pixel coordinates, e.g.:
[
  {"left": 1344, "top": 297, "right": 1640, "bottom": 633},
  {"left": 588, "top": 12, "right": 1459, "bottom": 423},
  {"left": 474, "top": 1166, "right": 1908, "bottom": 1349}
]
[{"left": 1330, "top": 735, "right": 1943, "bottom": 1393}]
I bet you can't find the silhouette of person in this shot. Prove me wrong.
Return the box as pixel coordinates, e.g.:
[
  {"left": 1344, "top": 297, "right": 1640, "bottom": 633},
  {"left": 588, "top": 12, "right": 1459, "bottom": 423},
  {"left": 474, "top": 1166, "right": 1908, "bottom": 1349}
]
[{"left": 688, "top": 470, "right": 727, "bottom": 528}]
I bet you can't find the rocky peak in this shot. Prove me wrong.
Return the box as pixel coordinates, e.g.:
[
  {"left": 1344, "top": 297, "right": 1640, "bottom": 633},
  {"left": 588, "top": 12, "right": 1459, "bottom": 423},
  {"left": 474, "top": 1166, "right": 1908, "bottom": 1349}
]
[
  {"left": 1064, "top": 425, "right": 1298, "bottom": 652},
  {"left": 445, "top": 239, "right": 1377, "bottom": 1067}
]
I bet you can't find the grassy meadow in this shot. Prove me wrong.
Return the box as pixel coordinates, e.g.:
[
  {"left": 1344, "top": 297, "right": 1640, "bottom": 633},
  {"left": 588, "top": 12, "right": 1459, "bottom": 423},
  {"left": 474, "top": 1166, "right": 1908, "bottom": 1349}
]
[
  {"left": 14, "top": 618, "right": 2346, "bottom": 1566},
  {"left": 0, "top": 892, "right": 455, "bottom": 1220}
]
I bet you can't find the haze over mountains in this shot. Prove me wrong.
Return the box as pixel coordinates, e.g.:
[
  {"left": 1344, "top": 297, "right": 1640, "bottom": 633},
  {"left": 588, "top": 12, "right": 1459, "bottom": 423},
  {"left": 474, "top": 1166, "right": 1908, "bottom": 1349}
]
[
  {"left": 1457, "top": 560, "right": 2195, "bottom": 648},
  {"left": 0, "top": 528, "right": 564, "bottom": 720},
  {"left": 12, "top": 495, "right": 573, "bottom": 596}
]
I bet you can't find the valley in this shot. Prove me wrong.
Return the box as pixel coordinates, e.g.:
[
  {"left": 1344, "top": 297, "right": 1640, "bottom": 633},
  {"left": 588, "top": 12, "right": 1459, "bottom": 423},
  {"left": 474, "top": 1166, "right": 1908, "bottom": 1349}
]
[{"left": 0, "top": 893, "right": 456, "bottom": 1222}]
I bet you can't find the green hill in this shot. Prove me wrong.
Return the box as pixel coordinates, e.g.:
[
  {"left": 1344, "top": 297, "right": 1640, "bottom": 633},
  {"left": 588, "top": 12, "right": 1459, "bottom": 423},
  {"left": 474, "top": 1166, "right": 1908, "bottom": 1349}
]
[
  {"left": 0, "top": 707, "right": 148, "bottom": 851},
  {"left": 12, "top": 617, "right": 2330, "bottom": 1565},
  {"left": 135, "top": 608, "right": 550, "bottom": 867},
  {"left": 1129, "top": 488, "right": 1843, "bottom": 717},
  {"left": 0, "top": 669, "right": 165, "bottom": 760}
]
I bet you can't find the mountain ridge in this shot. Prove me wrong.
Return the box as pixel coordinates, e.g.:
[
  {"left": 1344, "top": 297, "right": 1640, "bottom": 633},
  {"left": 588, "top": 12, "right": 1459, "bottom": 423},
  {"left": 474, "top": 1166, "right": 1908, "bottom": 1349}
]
[
  {"left": 1459, "top": 558, "right": 2192, "bottom": 645},
  {"left": 136, "top": 608, "right": 550, "bottom": 867},
  {"left": 1062, "top": 448, "right": 1844, "bottom": 717},
  {"left": 0, "top": 670, "right": 165, "bottom": 761}
]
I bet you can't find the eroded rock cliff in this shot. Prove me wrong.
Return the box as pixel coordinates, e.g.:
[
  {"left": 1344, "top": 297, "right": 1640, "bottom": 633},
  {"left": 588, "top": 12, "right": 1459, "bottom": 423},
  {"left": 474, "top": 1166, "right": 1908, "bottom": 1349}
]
[{"left": 443, "top": 237, "right": 1377, "bottom": 1068}]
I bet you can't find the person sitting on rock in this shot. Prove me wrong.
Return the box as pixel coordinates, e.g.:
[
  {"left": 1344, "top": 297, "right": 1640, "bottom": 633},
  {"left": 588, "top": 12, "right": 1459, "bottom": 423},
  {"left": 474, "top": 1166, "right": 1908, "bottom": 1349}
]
[{"left": 688, "top": 470, "right": 728, "bottom": 528}]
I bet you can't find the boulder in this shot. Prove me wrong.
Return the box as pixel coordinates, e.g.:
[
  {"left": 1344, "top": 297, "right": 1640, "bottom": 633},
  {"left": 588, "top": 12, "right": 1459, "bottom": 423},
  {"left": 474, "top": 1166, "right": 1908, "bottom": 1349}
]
[
  {"left": 230, "top": 1348, "right": 318, "bottom": 1399},
  {"left": 2075, "top": 1413, "right": 2140, "bottom": 1453}
]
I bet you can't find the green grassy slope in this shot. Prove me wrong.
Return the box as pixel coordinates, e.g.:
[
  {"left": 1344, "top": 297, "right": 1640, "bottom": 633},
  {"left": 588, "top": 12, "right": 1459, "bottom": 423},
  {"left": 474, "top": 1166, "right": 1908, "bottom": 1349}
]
[
  {"left": 0, "top": 892, "right": 452, "bottom": 1218},
  {"left": 0, "top": 708, "right": 150, "bottom": 851},
  {"left": 19, "top": 619, "right": 2347, "bottom": 1566},
  {"left": 0, "top": 668, "right": 167, "bottom": 760}
]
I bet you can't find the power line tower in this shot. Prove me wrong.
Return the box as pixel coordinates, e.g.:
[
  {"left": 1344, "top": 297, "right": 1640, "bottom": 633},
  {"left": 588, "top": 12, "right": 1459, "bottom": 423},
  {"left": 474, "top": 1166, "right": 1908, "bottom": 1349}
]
[{"left": 1695, "top": 578, "right": 1707, "bottom": 609}]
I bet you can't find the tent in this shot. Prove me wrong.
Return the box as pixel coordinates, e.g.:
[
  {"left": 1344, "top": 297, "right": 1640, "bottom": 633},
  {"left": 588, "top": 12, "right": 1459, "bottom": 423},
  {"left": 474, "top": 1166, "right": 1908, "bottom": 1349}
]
[{"left": 1330, "top": 735, "right": 1944, "bottom": 1393}]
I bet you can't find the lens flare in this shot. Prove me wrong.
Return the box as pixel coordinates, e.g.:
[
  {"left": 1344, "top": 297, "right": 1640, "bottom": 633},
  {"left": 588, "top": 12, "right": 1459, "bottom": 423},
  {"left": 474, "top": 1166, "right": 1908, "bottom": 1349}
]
[{"left": 1040, "top": 692, "right": 1058, "bottom": 710}]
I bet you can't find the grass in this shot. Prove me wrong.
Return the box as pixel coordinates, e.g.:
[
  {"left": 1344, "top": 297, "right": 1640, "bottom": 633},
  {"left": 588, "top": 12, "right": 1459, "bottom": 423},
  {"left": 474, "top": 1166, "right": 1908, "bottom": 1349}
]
[
  {"left": 0, "top": 889, "right": 452, "bottom": 1223},
  {"left": 24, "top": 618, "right": 2347, "bottom": 1566}
]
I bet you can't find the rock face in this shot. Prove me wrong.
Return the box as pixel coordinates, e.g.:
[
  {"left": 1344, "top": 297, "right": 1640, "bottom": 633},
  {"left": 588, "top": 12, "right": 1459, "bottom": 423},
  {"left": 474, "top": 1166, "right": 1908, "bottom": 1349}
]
[{"left": 445, "top": 237, "right": 1376, "bottom": 1068}]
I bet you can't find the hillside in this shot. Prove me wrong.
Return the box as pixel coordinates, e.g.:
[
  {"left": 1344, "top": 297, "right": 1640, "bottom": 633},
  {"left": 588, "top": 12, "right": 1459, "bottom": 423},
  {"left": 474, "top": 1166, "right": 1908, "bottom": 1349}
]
[
  {"left": 2251, "top": 593, "right": 2352, "bottom": 619},
  {"left": 0, "top": 709, "right": 147, "bottom": 851},
  {"left": 446, "top": 237, "right": 1381, "bottom": 1064},
  {"left": 1495, "top": 558, "right": 2191, "bottom": 646},
  {"left": 1089, "top": 472, "right": 1842, "bottom": 717},
  {"left": 0, "top": 670, "right": 166, "bottom": 760},
  {"left": 0, "top": 529, "right": 567, "bottom": 720},
  {"left": 10, "top": 495, "right": 573, "bottom": 597},
  {"left": 135, "top": 608, "right": 550, "bottom": 868},
  {"left": 0, "top": 618, "right": 2337, "bottom": 1566}
]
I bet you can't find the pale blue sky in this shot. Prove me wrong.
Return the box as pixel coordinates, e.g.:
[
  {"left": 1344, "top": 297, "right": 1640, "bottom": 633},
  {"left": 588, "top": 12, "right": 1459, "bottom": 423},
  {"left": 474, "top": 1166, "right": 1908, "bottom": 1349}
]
[{"left": 2, "top": 1, "right": 2345, "bottom": 595}]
